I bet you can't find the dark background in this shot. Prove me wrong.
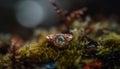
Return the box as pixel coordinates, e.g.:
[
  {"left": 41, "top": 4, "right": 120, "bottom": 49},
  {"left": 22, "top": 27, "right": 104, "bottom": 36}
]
[{"left": 0, "top": 0, "right": 120, "bottom": 34}]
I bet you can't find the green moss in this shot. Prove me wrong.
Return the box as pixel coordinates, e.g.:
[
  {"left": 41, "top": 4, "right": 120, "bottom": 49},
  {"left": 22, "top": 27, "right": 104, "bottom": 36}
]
[
  {"left": 7, "top": 21, "right": 120, "bottom": 69},
  {"left": 17, "top": 26, "right": 91, "bottom": 69},
  {"left": 17, "top": 29, "right": 120, "bottom": 68}
]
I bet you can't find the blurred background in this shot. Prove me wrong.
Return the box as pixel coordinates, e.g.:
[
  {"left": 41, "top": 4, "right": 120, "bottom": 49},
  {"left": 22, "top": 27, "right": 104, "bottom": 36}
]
[{"left": 0, "top": 0, "right": 120, "bottom": 35}]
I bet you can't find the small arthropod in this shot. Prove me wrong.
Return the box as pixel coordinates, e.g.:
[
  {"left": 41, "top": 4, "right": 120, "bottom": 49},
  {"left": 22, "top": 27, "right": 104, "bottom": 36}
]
[{"left": 46, "top": 34, "right": 73, "bottom": 48}]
